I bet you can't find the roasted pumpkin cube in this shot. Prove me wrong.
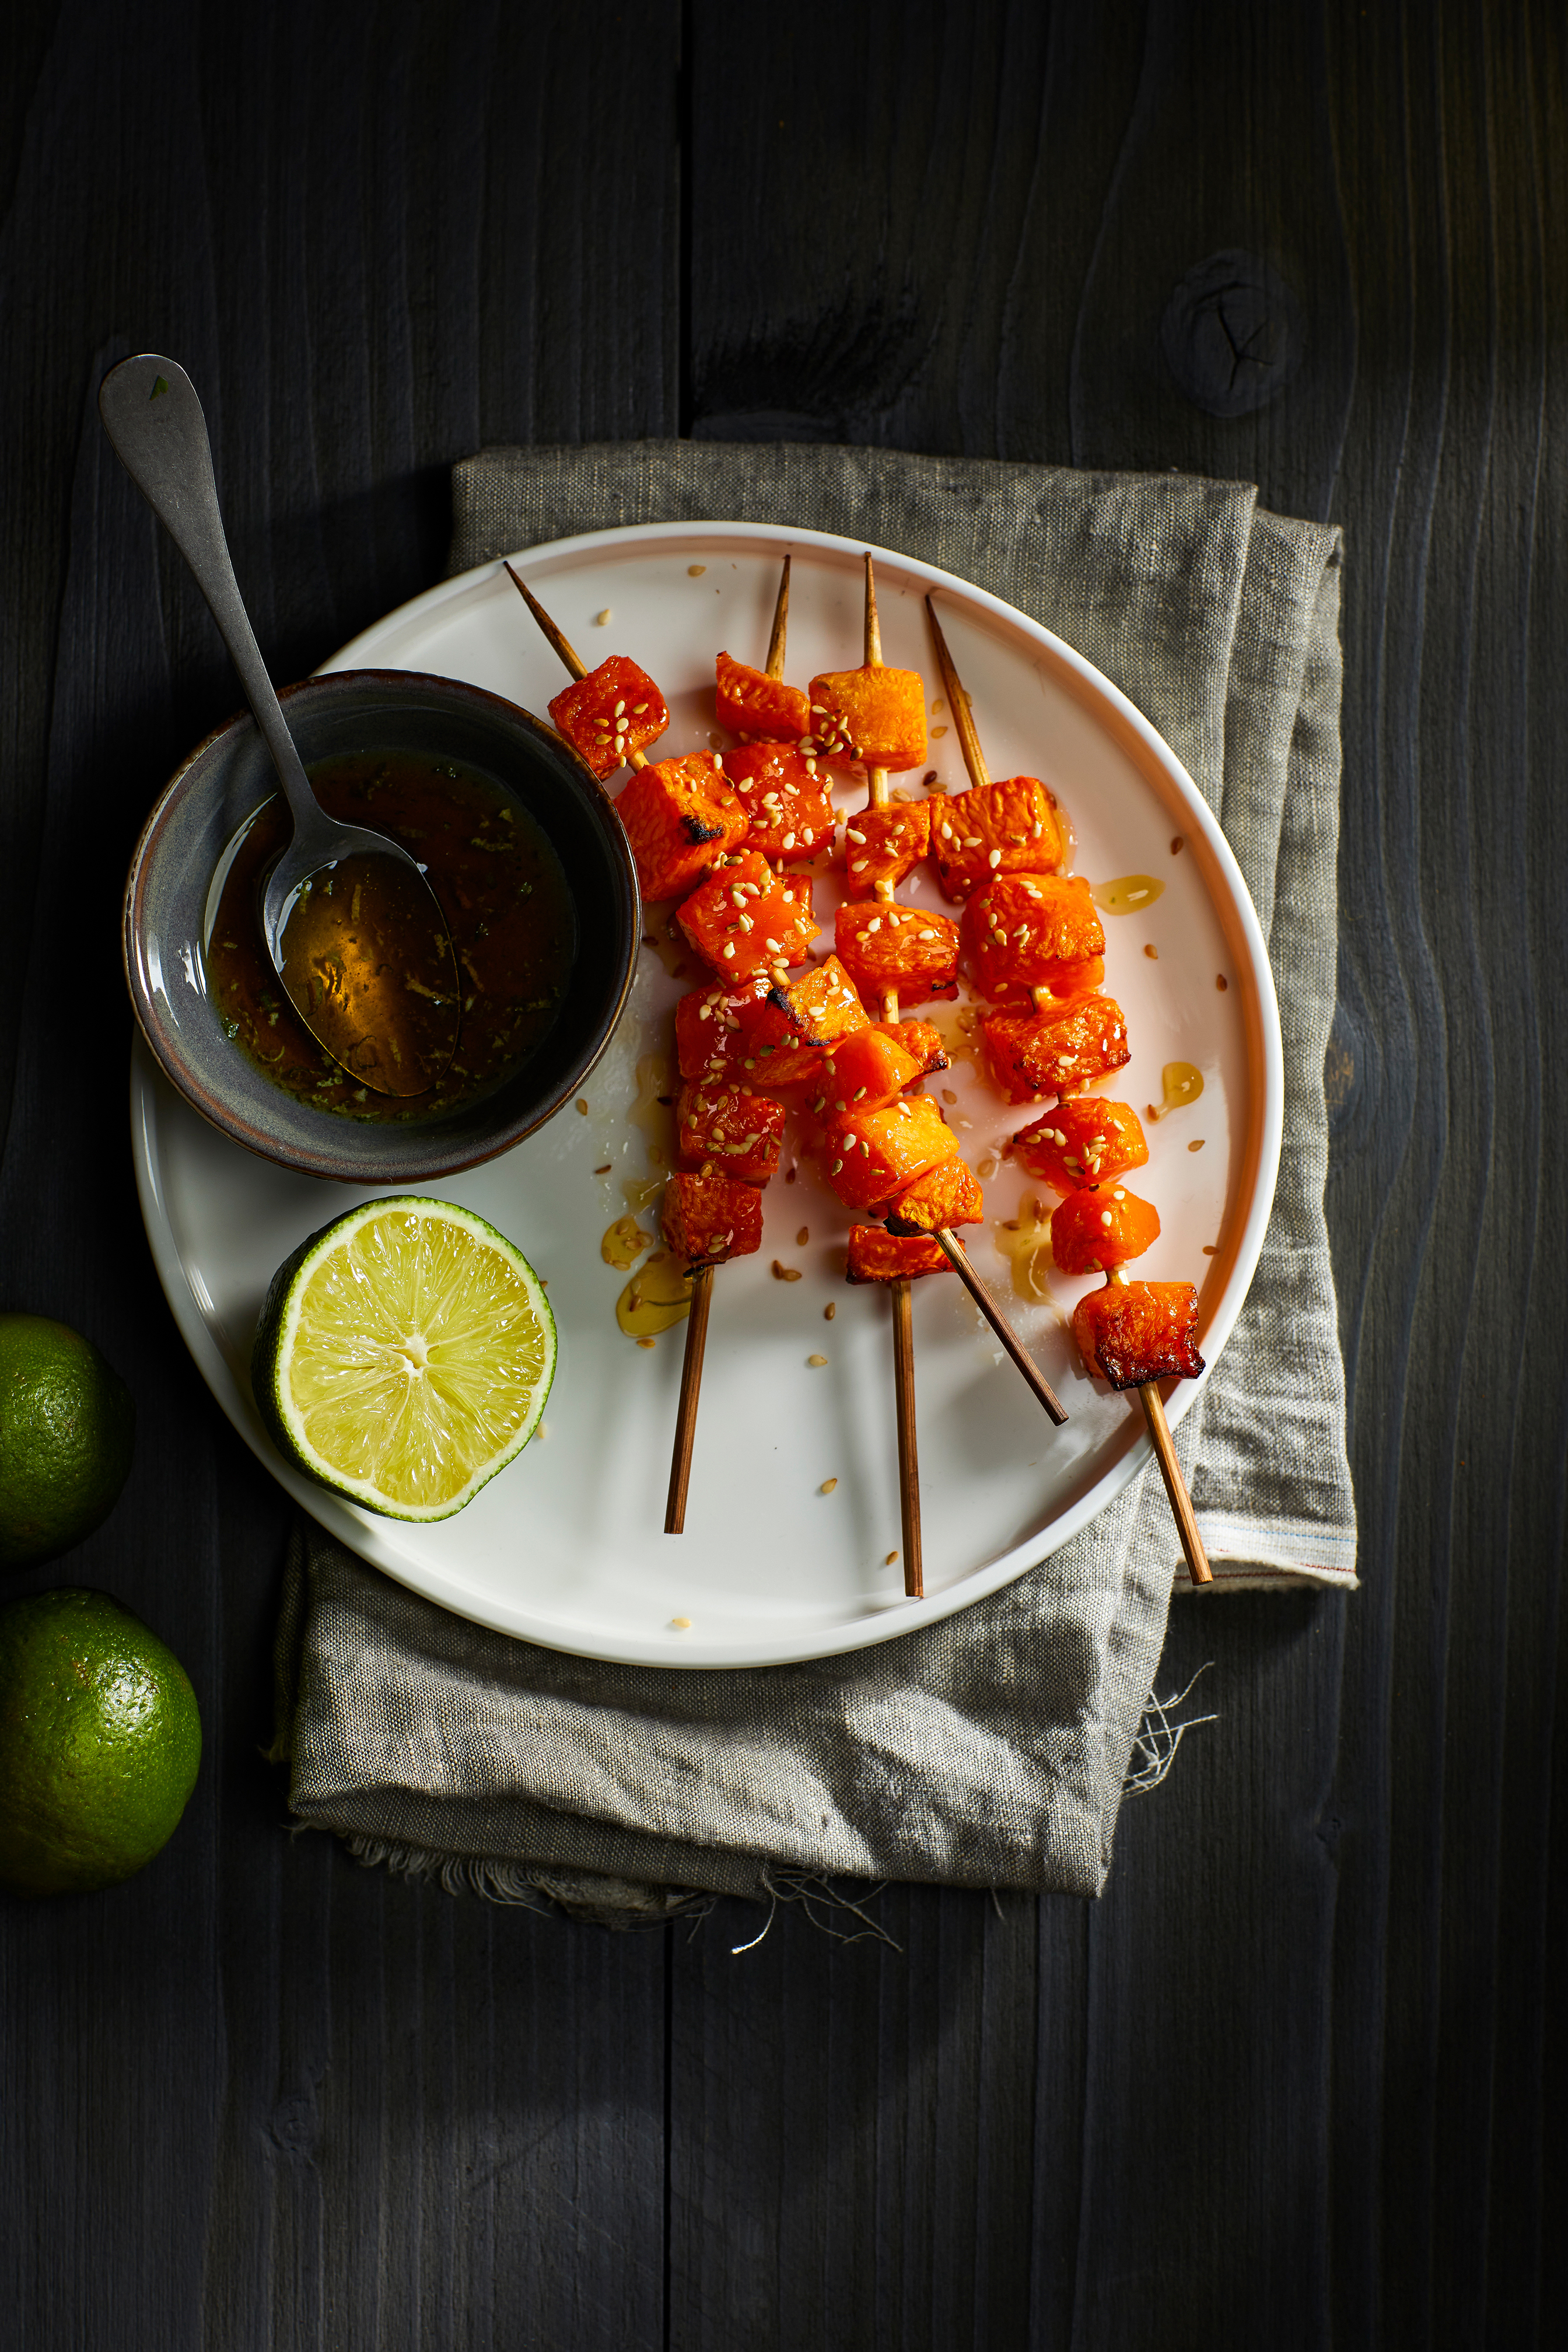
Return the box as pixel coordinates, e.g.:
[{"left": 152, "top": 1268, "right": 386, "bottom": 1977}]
[
  {"left": 928, "top": 777, "right": 1066, "bottom": 900},
  {"left": 724, "top": 741, "right": 836, "bottom": 863},
  {"left": 673, "top": 976, "right": 772, "bottom": 1082},
  {"left": 549, "top": 655, "right": 669, "bottom": 779},
  {"left": 730, "top": 954, "right": 868, "bottom": 1099},
  {"left": 839, "top": 800, "right": 930, "bottom": 890},
  {"left": 981, "top": 996, "right": 1131, "bottom": 1102},
  {"left": 879, "top": 1017, "right": 949, "bottom": 1074},
  {"left": 846, "top": 1227, "right": 951, "bottom": 1284},
  {"left": 887, "top": 1158, "right": 983, "bottom": 1234},
  {"left": 675, "top": 1081, "right": 785, "bottom": 1183},
  {"left": 660, "top": 1171, "right": 764, "bottom": 1266},
  {"left": 962, "top": 873, "right": 1106, "bottom": 1004},
  {"left": 676, "top": 850, "right": 818, "bottom": 981},
  {"left": 822, "top": 1095, "right": 958, "bottom": 1210},
  {"left": 807, "top": 666, "right": 928, "bottom": 769},
  {"left": 1072, "top": 1280, "right": 1205, "bottom": 1390},
  {"left": 1051, "top": 1185, "right": 1161, "bottom": 1275},
  {"left": 835, "top": 901, "right": 961, "bottom": 1009},
  {"left": 715, "top": 651, "right": 810, "bottom": 742},
  {"left": 737, "top": 954, "right": 869, "bottom": 1051},
  {"left": 615, "top": 753, "right": 748, "bottom": 902},
  {"left": 803, "top": 1026, "right": 925, "bottom": 1118},
  {"left": 1013, "top": 1098, "right": 1149, "bottom": 1191}
]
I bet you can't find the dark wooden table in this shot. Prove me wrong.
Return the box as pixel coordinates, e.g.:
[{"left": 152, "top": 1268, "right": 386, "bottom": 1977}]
[{"left": 2, "top": 4, "right": 1563, "bottom": 2344}]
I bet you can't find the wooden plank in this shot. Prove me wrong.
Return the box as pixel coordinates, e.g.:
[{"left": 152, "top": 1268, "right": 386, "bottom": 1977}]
[
  {"left": 668, "top": 1887, "right": 1041, "bottom": 2350},
  {"left": 0, "top": 2, "right": 680, "bottom": 2346}
]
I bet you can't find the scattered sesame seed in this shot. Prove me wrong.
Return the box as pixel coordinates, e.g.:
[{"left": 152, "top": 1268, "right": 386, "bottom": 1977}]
[
  {"left": 824, "top": 1301, "right": 836, "bottom": 1320},
  {"left": 820, "top": 1478, "right": 838, "bottom": 1494},
  {"left": 1203, "top": 1244, "right": 1217, "bottom": 1254},
  {"left": 594, "top": 608, "right": 611, "bottom": 625},
  {"left": 1216, "top": 974, "right": 1228, "bottom": 991},
  {"left": 671, "top": 1614, "right": 692, "bottom": 1628},
  {"left": 1189, "top": 1138, "right": 1205, "bottom": 1152},
  {"left": 576, "top": 1098, "right": 589, "bottom": 1114},
  {"left": 593, "top": 1163, "right": 611, "bottom": 1174},
  {"left": 637, "top": 1335, "right": 656, "bottom": 1349},
  {"left": 885, "top": 1551, "right": 899, "bottom": 1566},
  {"left": 807, "top": 1353, "right": 828, "bottom": 1367},
  {"left": 796, "top": 1227, "right": 809, "bottom": 1245}
]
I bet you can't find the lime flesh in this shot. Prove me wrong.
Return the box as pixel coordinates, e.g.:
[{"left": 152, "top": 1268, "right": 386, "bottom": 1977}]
[{"left": 253, "top": 1197, "right": 556, "bottom": 1521}]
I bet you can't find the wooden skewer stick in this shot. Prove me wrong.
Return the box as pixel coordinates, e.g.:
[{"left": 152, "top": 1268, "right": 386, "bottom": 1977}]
[
  {"left": 929, "top": 591, "right": 1210, "bottom": 1584},
  {"left": 664, "top": 558, "right": 798, "bottom": 1532},
  {"left": 860, "top": 554, "right": 923, "bottom": 1598},
  {"left": 664, "top": 1262, "right": 714, "bottom": 1534}
]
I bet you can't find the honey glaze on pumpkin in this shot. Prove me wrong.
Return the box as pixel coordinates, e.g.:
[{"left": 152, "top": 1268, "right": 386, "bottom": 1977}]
[{"left": 203, "top": 752, "right": 574, "bottom": 1121}]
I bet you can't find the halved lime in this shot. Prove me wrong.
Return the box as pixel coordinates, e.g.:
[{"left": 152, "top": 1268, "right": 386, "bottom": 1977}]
[{"left": 252, "top": 1197, "right": 555, "bottom": 1521}]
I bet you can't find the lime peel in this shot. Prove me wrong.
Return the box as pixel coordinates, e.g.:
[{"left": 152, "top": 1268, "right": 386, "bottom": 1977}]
[{"left": 253, "top": 1197, "right": 556, "bottom": 1521}]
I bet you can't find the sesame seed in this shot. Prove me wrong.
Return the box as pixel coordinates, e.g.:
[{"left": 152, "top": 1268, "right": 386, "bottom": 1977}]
[
  {"left": 820, "top": 1478, "right": 838, "bottom": 1494},
  {"left": 807, "top": 1353, "right": 828, "bottom": 1367},
  {"left": 1100, "top": 1211, "right": 1113, "bottom": 1227},
  {"left": 885, "top": 1552, "right": 898, "bottom": 1567},
  {"left": 824, "top": 1302, "right": 836, "bottom": 1320}
]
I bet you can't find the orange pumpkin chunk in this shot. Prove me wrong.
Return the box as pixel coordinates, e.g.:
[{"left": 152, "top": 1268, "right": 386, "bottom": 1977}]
[
  {"left": 928, "top": 777, "right": 1066, "bottom": 901},
  {"left": 822, "top": 1095, "right": 958, "bottom": 1211},
  {"left": 673, "top": 976, "right": 772, "bottom": 1083},
  {"left": 724, "top": 741, "right": 835, "bottom": 863},
  {"left": 839, "top": 800, "right": 931, "bottom": 890},
  {"left": 887, "top": 1158, "right": 984, "bottom": 1234},
  {"left": 1012, "top": 1098, "right": 1149, "bottom": 1191},
  {"left": 1072, "top": 1281, "right": 1205, "bottom": 1390},
  {"left": 675, "top": 1081, "right": 785, "bottom": 1184},
  {"left": 878, "top": 1017, "right": 949, "bottom": 1074},
  {"left": 676, "top": 850, "right": 818, "bottom": 981},
  {"left": 803, "top": 1026, "right": 925, "bottom": 1118},
  {"left": 807, "top": 666, "right": 928, "bottom": 769},
  {"left": 961, "top": 874, "right": 1106, "bottom": 1004},
  {"left": 846, "top": 1227, "right": 951, "bottom": 1284},
  {"left": 661, "top": 1172, "right": 764, "bottom": 1265},
  {"left": 615, "top": 753, "right": 748, "bottom": 902},
  {"left": 981, "top": 996, "right": 1131, "bottom": 1102},
  {"left": 716, "top": 651, "right": 810, "bottom": 742},
  {"left": 737, "top": 954, "right": 868, "bottom": 1052},
  {"left": 1050, "top": 1185, "right": 1161, "bottom": 1275},
  {"left": 549, "top": 656, "right": 669, "bottom": 779},
  {"left": 835, "top": 901, "right": 960, "bottom": 1007},
  {"left": 732, "top": 955, "right": 869, "bottom": 1100}
]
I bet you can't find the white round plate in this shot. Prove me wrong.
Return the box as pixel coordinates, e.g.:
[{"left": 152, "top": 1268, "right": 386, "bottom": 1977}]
[{"left": 132, "top": 522, "right": 1282, "bottom": 1667}]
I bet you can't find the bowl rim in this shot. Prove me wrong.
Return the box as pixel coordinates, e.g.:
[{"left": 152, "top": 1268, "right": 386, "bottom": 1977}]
[{"left": 121, "top": 666, "right": 640, "bottom": 1184}]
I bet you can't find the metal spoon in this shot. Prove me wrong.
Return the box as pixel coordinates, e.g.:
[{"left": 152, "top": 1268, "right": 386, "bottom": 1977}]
[{"left": 99, "top": 354, "right": 459, "bottom": 1097}]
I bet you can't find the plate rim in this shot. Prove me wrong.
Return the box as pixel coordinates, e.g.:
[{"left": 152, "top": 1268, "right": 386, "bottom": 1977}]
[{"left": 131, "top": 517, "right": 1284, "bottom": 1667}]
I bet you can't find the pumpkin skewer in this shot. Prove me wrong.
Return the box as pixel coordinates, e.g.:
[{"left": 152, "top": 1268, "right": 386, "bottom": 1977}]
[
  {"left": 857, "top": 555, "right": 923, "bottom": 1598},
  {"left": 854, "top": 565, "right": 1067, "bottom": 1426},
  {"left": 926, "top": 594, "right": 1210, "bottom": 1584},
  {"left": 660, "top": 558, "right": 796, "bottom": 1530},
  {"left": 508, "top": 562, "right": 729, "bottom": 1533}
]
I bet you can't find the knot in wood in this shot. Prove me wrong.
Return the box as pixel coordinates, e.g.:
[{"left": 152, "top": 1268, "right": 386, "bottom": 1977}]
[{"left": 1160, "top": 251, "right": 1302, "bottom": 418}]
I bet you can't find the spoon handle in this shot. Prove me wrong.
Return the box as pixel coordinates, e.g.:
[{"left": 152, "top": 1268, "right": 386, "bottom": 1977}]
[{"left": 97, "top": 355, "right": 321, "bottom": 840}]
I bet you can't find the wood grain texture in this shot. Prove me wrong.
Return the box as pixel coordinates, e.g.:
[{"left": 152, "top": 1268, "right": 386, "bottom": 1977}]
[{"left": 0, "top": 0, "right": 1563, "bottom": 2344}]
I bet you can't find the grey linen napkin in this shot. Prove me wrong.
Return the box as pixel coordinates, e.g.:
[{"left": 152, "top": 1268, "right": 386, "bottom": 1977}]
[{"left": 272, "top": 444, "right": 1356, "bottom": 1920}]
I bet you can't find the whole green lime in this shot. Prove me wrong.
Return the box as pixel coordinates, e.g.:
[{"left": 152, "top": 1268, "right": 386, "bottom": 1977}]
[
  {"left": 0, "top": 1314, "right": 135, "bottom": 1569},
  {"left": 0, "top": 1588, "right": 201, "bottom": 1895}
]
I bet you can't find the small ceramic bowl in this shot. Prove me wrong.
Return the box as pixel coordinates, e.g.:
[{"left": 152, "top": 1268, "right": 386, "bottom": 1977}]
[{"left": 124, "top": 669, "right": 638, "bottom": 1183}]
